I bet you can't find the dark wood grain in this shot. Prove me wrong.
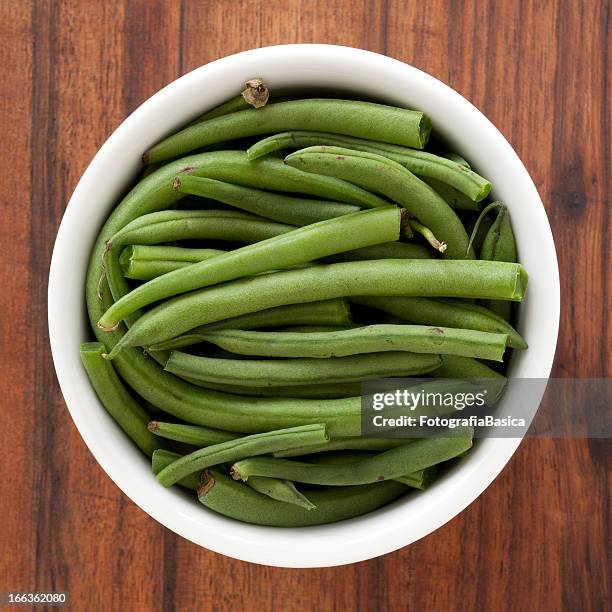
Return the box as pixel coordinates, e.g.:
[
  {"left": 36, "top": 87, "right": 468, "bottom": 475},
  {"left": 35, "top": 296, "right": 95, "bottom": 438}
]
[{"left": 0, "top": 1, "right": 609, "bottom": 610}]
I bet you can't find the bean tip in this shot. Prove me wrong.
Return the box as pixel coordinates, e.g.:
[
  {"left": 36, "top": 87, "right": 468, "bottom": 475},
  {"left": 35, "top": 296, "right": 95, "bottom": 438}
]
[
  {"left": 229, "top": 465, "right": 243, "bottom": 481},
  {"left": 172, "top": 176, "right": 181, "bottom": 191},
  {"left": 147, "top": 421, "right": 159, "bottom": 433},
  {"left": 197, "top": 470, "right": 215, "bottom": 497}
]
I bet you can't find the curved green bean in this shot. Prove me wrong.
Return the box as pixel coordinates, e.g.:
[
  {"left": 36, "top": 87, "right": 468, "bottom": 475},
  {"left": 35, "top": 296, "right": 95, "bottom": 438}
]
[
  {"left": 479, "top": 204, "right": 518, "bottom": 320},
  {"left": 156, "top": 423, "right": 328, "bottom": 486},
  {"left": 175, "top": 175, "right": 360, "bottom": 226},
  {"left": 148, "top": 299, "right": 353, "bottom": 351},
  {"left": 231, "top": 430, "right": 473, "bottom": 485},
  {"left": 164, "top": 351, "right": 442, "bottom": 387},
  {"left": 145, "top": 99, "right": 431, "bottom": 163},
  {"left": 80, "top": 342, "right": 159, "bottom": 456},
  {"left": 147, "top": 421, "right": 239, "bottom": 446},
  {"left": 152, "top": 449, "right": 201, "bottom": 490},
  {"left": 351, "top": 296, "right": 527, "bottom": 349},
  {"left": 192, "top": 324, "right": 509, "bottom": 361},
  {"left": 152, "top": 447, "right": 315, "bottom": 509},
  {"left": 106, "top": 259, "right": 528, "bottom": 355},
  {"left": 285, "top": 147, "right": 474, "bottom": 258},
  {"left": 197, "top": 468, "right": 408, "bottom": 527},
  {"left": 98, "top": 207, "right": 401, "bottom": 330},
  {"left": 248, "top": 131, "right": 490, "bottom": 201},
  {"left": 103, "top": 209, "right": 292, "bottom": 307}
]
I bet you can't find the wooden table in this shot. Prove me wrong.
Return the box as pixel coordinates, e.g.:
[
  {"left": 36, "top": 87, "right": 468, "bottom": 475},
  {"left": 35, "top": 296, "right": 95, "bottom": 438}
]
[{"left": 1, "top": 1, "right": 609, "bottom": 610}]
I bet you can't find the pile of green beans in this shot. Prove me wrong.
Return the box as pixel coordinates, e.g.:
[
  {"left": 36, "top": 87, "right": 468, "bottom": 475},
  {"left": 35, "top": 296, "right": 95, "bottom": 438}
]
[{"left": 81, "top": 85, "right": 529, "bottom": 527}]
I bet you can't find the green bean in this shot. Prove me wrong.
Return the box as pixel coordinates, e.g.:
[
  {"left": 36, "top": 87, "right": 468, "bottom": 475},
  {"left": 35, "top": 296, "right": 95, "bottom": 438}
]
[
  {"left": 423, "top": 178, "right": 483, "bottom": 211},
  {"left": 182, "top": 152, "right": 390, "bottom": 208},
  {"left": 244, "top": 476, "right": 315, "bottom": 510},
  {"left": 80, "top": 342, "right": 159, "bottom": 457},
  {"left": 479, "top": 204, "right": 518, "bottom": 320},
  {"left": 273, "top": 437, "right": 413, "bottom": 458},
  {"left": 304, "top": 450, "right": 434, "bottom": 490},
  {"left": 120, "top": 245, "right": 226, "bottom": 280},
  {"left": 152, "top": 447, "right": 315, "bottom": 509},
  {"left": 431, "top": 355, "right": 507, "bottom": 405},
  {"left": 103, "top": 209, "right": 292, "bottom": 309},
  {"left": 248, "top": 131, "right": 490, "bottom": 201},
  {"left": 332, "top": 241, "right": 431, "bottom": 261},
  {"left": 147, "top": 421, "right": 239, "bottom": 446},
  {"left": 231, "top": 430, "right": 473, "bottom": 485},
  {"left": 98, "top": 207, "right": 402, "bottom": 331},
  {"left": 110, "top": 209, "right": 293, "bottom": 247},
  {"left": 152, "top": 449, "right": 201, "bottom": 490},
  {"left": 106, "top": 259, "right": 528, "bottom": 355},
  {"left": 177, "top": 379, "right": 364, "bottom": 399},
  {"left": 285, "top": 147, "right": 474, "bottom": 259},
  {"left": 85, "top": 156, "right": 365, "bottom": 437},
  {"left": 197, "top": 468, "right": 408, "bottom": 527},
  {"left": 175, "top": 175, "right": 360, "bottom": 226},
  {"left": 145, "top": 99, "right": 431, "bottom": 163},
  {"left": 148, "top": 299, "right": 352, "bottom": 351},
  {"left": 351, "top": 296, "right": 527, "bottom": 349},
  {"left": 164, "top": 351, "right": 442, "bottom": 387},
  {"left": 190, "top": 96, "right": 252, "bottom": 124},
  {"left": 156, "top": 423, "right": 328, "bottom": 486},
  {"left": 443, "top": 153, "right": 470, "bottom": 167},
  {"left": 192, "top": 324, "right": 509, "bottom": 361}
]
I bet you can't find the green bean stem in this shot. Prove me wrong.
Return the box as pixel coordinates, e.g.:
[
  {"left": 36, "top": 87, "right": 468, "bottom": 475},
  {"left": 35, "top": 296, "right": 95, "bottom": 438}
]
[
  {"left": 148, "top": 299, "right": 352, "bottom": 351},
  {"left": 247, "top": 131, "right": 490, "bottom": 201},
  {"left": 192, "top": 324, "right": 509, "bottom": 361},
  {"left": 145, "top": 99, "right": 431, "bottom": 163},
  {"left": 107, "top": 259, "right": 528, "bottom": 356},
  {"left": 175, "top": 175, "right": 360, "bottom": 226},
  {"left": 408, "top": 219, "right": 447, "bottom": 253},
  {"left": 164, "top": 351, "right": 442, "bottom": 387},
  {"left": 80, "top": 342, "right": 159, "bottom": 457},
  {"left": 285, "top": 146, "right": 474, "bottom": 259},
  {"left": 98, "top": 207, "right": 402, "bottom": 330},
  {"left": 231, "top": 431, "right": 473, "bottom": 486},
  {"left": 351, "top": 296, "right": 527, "bottom": 349},
  {"left": 147, "top": 421, "right": 239, "bottom": 446},
  {"left": 156, "top": 423, "right": 328, "bottom": 486}
]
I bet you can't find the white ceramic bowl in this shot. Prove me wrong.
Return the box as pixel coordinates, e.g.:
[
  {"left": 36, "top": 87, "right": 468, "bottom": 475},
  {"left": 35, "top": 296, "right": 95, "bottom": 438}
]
[{"left": 48, "top": 44, "right": 559, "bottom": 567}]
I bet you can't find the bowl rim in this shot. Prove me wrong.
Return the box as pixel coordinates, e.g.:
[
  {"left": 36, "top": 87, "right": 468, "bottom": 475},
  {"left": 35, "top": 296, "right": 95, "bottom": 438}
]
[{"left": 48, "top": 43, "right": 560, "bottom": 568}]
